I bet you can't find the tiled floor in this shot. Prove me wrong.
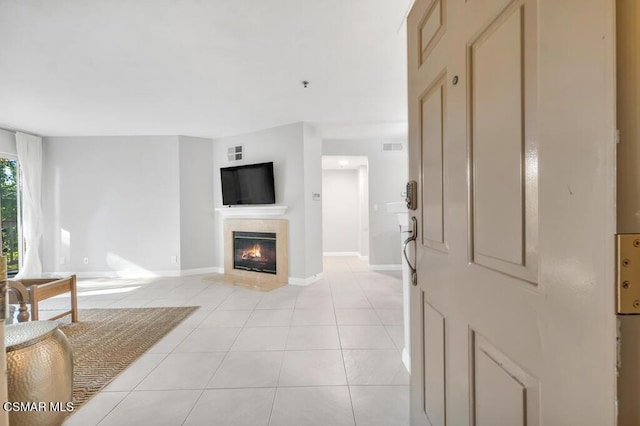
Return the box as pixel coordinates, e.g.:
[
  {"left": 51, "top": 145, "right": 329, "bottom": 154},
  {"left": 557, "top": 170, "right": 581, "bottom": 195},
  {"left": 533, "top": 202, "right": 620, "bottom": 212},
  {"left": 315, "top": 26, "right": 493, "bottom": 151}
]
[{"left": 35, "top": 256, "right": 409, "bottom": 425}]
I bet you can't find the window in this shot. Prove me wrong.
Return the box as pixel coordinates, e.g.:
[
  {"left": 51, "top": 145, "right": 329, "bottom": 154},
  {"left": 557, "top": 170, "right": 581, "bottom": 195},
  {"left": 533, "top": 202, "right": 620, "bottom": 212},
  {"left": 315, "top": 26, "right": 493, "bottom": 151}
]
[{"left": 0, "top": 158, "right": 20, "bottom": 276}]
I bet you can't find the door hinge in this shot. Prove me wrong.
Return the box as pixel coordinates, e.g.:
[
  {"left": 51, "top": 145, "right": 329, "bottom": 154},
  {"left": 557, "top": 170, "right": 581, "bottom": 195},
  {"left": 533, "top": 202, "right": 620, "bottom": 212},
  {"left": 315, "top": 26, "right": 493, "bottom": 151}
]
[
  {"left": 617, "top": 234, "right": 640, "bottom": 314},
  {"left": 616, "top": 317, "right": 622, "bottom": 371}
]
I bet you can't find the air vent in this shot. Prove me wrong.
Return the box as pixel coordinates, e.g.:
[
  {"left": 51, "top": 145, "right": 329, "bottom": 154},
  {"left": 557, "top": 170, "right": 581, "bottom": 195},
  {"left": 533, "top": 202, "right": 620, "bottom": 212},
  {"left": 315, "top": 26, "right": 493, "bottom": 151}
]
[
  {"left": 382, "top": 142, "right": 404, "bottom": 152},
  {"left": 227, "top": 145, "right": 243, "bottom": 161}
]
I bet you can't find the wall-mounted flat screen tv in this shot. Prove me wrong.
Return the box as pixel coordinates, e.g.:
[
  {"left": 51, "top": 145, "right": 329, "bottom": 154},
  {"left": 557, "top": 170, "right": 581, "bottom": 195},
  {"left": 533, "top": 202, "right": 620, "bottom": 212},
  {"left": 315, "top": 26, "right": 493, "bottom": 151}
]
[{"left": 221, "top": 162, "right": 276, "bottom": 205}]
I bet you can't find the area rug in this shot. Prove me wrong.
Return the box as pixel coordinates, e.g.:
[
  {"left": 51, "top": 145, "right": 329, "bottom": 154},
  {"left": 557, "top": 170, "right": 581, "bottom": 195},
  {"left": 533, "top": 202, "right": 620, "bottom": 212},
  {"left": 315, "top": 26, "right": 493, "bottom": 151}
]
[{"left": 57, "top": 307, "right": 199, "bottom": 408}]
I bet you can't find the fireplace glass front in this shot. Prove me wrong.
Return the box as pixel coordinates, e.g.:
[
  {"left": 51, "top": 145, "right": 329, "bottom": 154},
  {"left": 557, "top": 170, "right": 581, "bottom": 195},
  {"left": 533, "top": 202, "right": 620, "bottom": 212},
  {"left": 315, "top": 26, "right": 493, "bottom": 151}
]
[{"left": 233, "top": 231, "right": 277, "bottom": 274}]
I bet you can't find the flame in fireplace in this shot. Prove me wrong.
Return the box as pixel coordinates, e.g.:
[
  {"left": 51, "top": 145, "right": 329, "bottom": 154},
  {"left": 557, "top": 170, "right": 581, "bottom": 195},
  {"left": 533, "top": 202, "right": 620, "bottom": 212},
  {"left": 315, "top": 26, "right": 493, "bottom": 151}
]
[{"left": 241, "top": 244, "right": 262, "bottom": 260}]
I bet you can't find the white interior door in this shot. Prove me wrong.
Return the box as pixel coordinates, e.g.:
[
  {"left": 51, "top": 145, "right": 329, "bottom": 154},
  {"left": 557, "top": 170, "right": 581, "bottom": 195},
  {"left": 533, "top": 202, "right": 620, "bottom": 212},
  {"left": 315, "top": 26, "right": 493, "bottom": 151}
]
[{"left": 407, "top": 0, "right": 617, "bottom": 425}]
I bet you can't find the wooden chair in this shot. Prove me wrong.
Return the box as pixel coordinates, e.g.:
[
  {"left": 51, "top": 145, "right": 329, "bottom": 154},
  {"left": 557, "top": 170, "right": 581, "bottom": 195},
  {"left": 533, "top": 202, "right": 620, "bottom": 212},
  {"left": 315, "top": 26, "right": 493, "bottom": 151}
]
[{"left": 7, "top": 275, "right": 78, "bottom": 323}]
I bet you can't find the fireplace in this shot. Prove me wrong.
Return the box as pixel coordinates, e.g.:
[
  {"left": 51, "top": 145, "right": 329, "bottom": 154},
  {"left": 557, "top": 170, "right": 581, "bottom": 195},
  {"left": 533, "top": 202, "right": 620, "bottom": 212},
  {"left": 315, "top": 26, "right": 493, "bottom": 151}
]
[
  {"left": 233, "top": 231, "right": 277, "bottom": 274},
  {"left": 224, "top": 219, "right": 289, "bottom": 290}
]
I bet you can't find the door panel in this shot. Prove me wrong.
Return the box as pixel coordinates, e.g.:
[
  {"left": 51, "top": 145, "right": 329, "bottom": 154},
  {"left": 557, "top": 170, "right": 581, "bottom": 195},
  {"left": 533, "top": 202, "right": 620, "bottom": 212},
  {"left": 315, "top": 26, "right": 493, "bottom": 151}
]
[
  {"left": 471, "top": 5, "right": 524, "bottom": 267},
  {"left": 407, "top": 0, "right": 617, "bottom": 424},
  {"left": 419, "top": 0, "right": 446, "bottom": 66},
  {"left": 421, "top": 73, "right": 447, "bottom": 250},
  {"left": 469, "top": 0, "right": 537, "bottom": 283},
  {"left": 472, "top": 331, "right": 539, "bottom": 426},
  {"left": 423, "top": 299, "right": 446, "bottom": 426},
  {"left": 475, "top": 352, "right": 525, "bottom": 426}
]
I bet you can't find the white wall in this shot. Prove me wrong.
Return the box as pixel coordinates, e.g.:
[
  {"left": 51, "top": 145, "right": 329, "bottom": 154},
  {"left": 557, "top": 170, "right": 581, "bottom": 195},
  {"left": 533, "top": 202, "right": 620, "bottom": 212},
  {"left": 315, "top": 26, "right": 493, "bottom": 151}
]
[
  {"left": 322, "top": 169, "right": 359, "bottom": 253},
  {"left": 213, "top": 122, "right": 323, "bottom": 281},
  {"left": 42, "top": 136, "right": 182, "bottom": 276},
  {"left": 303, "top": 123, "right": 323, "bottom": 278},
  {"left": 179, "top": 136, "right": 215, "bottom": 271},
  {"left": 323, "top": 139, "right": 407, "bottom": 266},
  {"left": 0, "top": 130, "right": 17, "bottom": 157},
  {"left": 358, "top": 165, "right": 369, "bottom": 257}
]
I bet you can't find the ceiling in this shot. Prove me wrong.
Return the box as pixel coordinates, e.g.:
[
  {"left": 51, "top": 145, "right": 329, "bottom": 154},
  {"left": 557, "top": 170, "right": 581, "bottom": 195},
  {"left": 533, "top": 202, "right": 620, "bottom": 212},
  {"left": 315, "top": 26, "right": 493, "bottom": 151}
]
[{"left": 0, "top": 0, "right": 411, "bottom": 139}]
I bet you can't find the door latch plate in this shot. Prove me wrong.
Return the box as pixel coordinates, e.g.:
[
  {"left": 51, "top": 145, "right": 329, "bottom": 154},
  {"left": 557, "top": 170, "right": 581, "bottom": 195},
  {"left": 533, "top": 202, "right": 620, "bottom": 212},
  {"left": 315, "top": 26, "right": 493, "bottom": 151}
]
[{"left": 617, "top": 234, "right": 640, "bottom": 314}]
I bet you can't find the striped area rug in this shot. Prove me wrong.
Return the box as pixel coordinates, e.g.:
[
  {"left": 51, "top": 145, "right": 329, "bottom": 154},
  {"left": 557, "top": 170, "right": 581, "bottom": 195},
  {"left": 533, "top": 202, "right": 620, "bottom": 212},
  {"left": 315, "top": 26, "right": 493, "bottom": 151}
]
[{"left": 58, "top": 307, "right": 198, "bottom": 408}]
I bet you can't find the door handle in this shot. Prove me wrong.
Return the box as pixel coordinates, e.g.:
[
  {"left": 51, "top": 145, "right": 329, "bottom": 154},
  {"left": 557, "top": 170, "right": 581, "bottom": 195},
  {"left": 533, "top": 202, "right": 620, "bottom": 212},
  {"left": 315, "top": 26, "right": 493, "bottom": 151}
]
[{"left": 403, "top": 216, "right": 418, "bottom": 286}]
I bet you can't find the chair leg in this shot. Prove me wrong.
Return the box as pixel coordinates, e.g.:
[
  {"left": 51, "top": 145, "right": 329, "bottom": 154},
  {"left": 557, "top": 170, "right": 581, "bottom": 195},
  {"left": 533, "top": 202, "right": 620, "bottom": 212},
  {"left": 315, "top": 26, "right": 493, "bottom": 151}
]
[
  {"left": 30, "top": 287, "right": 38, "bottom": 321},
  {"left": 17, "top": 302, "right": 29, "bottom": 323},
  {"left": 70, "top": 275, "right": 78, "bottom": 323},
  {"left": 30, "top": 302, "right": 38, "bottom": 321}
]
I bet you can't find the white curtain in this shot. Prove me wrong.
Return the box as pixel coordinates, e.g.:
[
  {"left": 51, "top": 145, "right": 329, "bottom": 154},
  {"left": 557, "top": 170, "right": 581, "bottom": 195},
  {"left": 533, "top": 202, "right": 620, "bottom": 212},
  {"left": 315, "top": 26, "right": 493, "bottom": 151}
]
[{"left": 15, "top": 132, "right": 43, "bottom": 278}]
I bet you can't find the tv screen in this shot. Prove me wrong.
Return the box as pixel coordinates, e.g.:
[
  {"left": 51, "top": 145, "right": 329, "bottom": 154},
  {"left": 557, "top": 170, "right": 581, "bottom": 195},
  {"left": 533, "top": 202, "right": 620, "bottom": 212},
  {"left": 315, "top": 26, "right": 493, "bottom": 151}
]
[{"left": 220, "top": 162, "right": 276, "bottom": 205}]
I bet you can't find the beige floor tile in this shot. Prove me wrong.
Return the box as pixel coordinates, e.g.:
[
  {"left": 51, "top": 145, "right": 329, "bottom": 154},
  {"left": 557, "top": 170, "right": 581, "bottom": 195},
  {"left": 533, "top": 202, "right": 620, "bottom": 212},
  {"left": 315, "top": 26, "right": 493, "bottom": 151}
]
[
  {"left": 350, "top": 386, "right": 410, "bottom": 426},
  {"left": 338, "top": 326, "right": 396, "bottom": 349},
  {"left": 291, "top": 309, "right": 336, "bottom": 326},
  {"left": 343, "top": 350, "right": 409, "bottom": 385},
  {"left": 335, "top": 309, "right": 382, "bottom": 325},
  {"left": 295, "top": 296, "right": 334, "bottom": 310},
  {"left": 98, "top": 390, "right": 201, "bottom": 426},
  {"left": 105, "top": 353, "right": 167, "bottom": 391},
  {"left": 245, "top": 309, "right": 293, "bottom": 327},
  {"left": 230, "top": 327, "right": 289, "bottom": 351},
  {"left": 198, "top": 310, "right": 252, "bottom": 327},
  {"left": 208, "top": 351, "right": 283, "bottom": 388},
  {"left": 217, "top": 294, "right": 262, "bottom": 310},
  {"left": 173, "top": 327, "right": 241, "bottom": 352},
  {"left": 147, "top": 327, "right": 194, "bottom": 354},
  {"left": 254, "top": 294, "right": 297, "bottom": 310},
  {"left": 385, "top": 325, "right": 405, "bottom": 349},
  {"left": 136, "top": 352, "right": 225, "bottom": 390},
  {"left": 269, "top": 387, "right": 355, "bottom": 426},
  {"left": 183, "top": 388, "right": 275, "bottom": 426},
  {"left": 286, "top": 326, "right": 340, "bottom": 350},
  {"left": 375, "top": 309, "right": 404, "bottom": 325},
  {"left": 278, "top": 350, "right": 347, "bottom": 386},
  {"left": 63, "top": 391, "right": 128, "bottom": 426}
]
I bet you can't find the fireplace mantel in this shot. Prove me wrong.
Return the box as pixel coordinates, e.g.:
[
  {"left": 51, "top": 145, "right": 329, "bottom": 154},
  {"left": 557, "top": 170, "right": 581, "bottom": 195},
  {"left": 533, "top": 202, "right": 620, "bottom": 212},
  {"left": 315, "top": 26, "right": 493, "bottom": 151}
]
[{"left": 215, "top": 205, "right": 288, "bottom": 218}]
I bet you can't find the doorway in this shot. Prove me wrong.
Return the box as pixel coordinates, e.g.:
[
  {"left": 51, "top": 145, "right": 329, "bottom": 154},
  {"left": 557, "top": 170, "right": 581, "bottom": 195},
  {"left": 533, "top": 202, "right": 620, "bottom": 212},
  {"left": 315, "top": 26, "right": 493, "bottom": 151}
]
[{"left": 321, "top": 156, "right": 369, "bottom": 263}]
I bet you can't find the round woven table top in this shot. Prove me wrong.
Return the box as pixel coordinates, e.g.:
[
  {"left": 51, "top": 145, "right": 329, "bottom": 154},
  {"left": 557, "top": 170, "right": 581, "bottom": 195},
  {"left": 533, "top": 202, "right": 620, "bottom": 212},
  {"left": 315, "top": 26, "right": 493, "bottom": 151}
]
[{"left": 5, "top": 321, "right": 58, "bottom": 351}]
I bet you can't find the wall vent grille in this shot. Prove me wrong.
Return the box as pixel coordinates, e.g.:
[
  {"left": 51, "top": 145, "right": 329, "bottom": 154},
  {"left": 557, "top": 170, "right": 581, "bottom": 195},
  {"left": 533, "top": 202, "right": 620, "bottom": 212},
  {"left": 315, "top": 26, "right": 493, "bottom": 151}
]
[
  {"left": 227, "top": 145, "right": 243, "bottom": 161},
  {"left": 382, "top": 142, "right": 404, "bottom": 152}
]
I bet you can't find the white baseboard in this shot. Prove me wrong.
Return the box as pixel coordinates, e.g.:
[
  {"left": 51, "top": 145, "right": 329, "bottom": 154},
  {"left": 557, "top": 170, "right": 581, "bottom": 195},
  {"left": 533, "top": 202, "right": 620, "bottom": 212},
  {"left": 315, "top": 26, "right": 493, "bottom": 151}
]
[
  {"left": 44, "top": 269, "right": 215, "bottom": 279},
  {"left": 49, "top": 268, "right": 330, "bottom": 284},
  {"left": 55, "top": 271, "right": 176, "bottom": 279},
  {"left": 358, "top": 255, "right": 369, "bottom": 262},
  {"left": 288, "top": 273, "right": 324, "bottom": 286},
  {"left": 368, "top": 264, "right": 402, "bottom": 271},
  {"left": 323, "top": 252, "right": 359, "bottom": 257},
  {"left": 45, "top": 271, "right": 111, "bottom": 279},
  {"left": 180, "top": 267, "right": 221, "bottom": 276},
  {"left": 402, "top": 348, "right": 411, "bottom": 373}
]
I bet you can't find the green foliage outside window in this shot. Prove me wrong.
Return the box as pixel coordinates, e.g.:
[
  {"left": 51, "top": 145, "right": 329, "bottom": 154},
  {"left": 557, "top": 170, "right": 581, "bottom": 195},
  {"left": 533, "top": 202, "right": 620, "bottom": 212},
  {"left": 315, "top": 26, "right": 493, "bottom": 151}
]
[{"left": 0, "top": 159, "right": 19, "bottom": 273}]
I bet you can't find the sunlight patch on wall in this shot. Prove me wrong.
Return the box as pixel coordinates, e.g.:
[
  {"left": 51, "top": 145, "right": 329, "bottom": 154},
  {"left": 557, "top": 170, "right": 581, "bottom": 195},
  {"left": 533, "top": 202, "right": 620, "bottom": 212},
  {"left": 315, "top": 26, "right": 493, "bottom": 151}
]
[{"left": 106, "top": 252, "right": 158, "bottom": 278}]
